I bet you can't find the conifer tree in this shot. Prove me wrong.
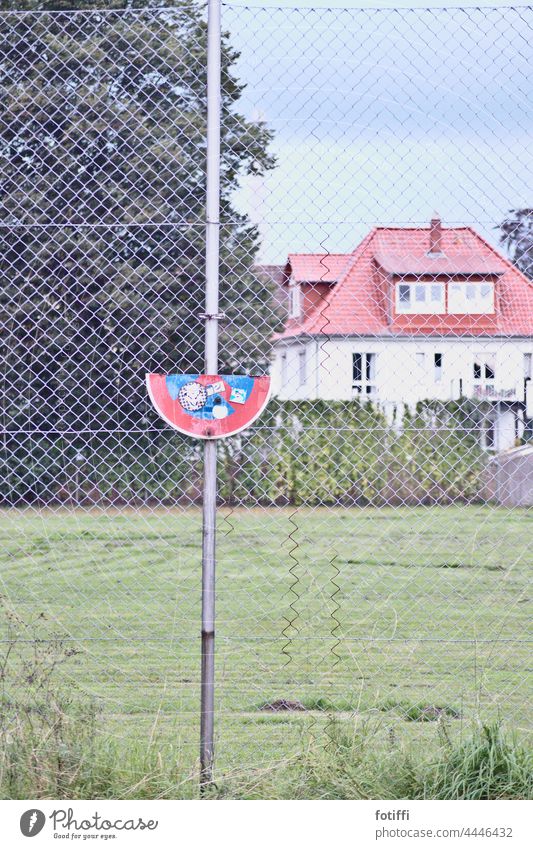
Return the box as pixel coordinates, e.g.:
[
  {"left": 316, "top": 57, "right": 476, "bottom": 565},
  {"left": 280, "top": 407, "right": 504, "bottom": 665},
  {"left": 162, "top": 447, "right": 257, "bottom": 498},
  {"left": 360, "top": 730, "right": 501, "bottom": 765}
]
[{"left": 1, "top": 2, "right": 276, "bottom": 499}]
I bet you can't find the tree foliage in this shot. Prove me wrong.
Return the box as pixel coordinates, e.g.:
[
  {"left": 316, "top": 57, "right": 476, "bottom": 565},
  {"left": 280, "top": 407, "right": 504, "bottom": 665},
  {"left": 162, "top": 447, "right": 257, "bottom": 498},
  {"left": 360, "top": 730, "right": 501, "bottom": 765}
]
[
  {"left": 1, "top": 0, "right": 277, "bottom": 463},
  {"left": 498, "top": 208, "right": 533, "bottom": 280}
]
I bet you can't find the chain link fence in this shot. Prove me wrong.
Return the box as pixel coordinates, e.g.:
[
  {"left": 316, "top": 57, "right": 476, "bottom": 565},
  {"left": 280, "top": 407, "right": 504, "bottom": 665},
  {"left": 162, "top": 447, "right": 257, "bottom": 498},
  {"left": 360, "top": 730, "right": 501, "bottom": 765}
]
[{"left": 1, "top": 2, "right": 532, "bottom": 792}]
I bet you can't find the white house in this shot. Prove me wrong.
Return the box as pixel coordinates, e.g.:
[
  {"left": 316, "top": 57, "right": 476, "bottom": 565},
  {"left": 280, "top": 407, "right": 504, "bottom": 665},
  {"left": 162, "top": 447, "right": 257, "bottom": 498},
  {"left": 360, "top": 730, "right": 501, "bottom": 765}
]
[{"left": 270, "top": 218, "right": 533, "bottom": 450}]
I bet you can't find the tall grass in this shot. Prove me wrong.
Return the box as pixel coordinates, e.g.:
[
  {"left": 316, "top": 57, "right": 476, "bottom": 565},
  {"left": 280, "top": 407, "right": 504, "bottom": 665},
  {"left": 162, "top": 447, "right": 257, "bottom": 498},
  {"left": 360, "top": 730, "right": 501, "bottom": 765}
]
[
  {"left": 0, "top": 596, "right": 196, "bottom": 799},
  {"left": 214, "top": 721, "right": 533, "bottom": 800},
  {"left": 426, "top": 723, "right": 532, "bottom": 800},
  {"left": 0, "top": 698, "right": 198, "bottom": 800},
  {"left": 1, "top": 709, "right": 530, "bottom": 800},
  {"left": 1, "top": 598, "right": 530, "bottom": 800}
]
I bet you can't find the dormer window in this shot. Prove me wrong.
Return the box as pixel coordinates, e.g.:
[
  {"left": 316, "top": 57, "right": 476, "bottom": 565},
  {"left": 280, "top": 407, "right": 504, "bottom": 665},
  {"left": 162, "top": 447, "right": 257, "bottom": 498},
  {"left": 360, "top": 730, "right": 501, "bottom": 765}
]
[
  {"left": 288, "top": 282, "right": 302, "bottom": 318},
  {"left": 395, "top": 280, "right": 495, "bottom": 315},
  {"left": 395, "top": 282, "right": 445, "bottom": 314},
  {"left": 448, "top": 282, "right": 494, "bottom": 314}
]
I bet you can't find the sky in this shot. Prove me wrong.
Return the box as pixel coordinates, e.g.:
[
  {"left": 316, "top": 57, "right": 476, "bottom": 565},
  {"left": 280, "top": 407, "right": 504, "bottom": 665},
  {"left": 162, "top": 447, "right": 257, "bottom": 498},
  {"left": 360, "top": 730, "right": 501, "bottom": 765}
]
[{"left": 221, "top": 2, "right": 533, "bottom": 263}]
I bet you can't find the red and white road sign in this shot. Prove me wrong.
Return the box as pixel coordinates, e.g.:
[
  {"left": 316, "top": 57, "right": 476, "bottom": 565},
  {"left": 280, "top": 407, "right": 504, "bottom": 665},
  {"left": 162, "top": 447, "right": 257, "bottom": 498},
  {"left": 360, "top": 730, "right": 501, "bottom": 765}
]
[{"left": 146, "top": 373, "right": 271, "bottom": 439}]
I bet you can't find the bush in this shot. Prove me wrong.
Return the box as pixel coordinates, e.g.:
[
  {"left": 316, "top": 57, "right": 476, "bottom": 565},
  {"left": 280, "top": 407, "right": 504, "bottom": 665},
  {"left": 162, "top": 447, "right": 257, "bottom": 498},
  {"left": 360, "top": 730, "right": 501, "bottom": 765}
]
[
  {"left": 220, "top": 398, "right": 486, "bottom": 506},
  {"left": 1, "top": 399, "right": 487, "bottom": 507}
]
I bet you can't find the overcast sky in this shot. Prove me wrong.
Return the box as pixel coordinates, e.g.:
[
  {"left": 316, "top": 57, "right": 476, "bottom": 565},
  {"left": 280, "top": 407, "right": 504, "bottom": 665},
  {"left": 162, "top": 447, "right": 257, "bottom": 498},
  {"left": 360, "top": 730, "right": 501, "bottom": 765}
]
[{"left": 222, "top": 1, "right": 533, "bottom": 262}]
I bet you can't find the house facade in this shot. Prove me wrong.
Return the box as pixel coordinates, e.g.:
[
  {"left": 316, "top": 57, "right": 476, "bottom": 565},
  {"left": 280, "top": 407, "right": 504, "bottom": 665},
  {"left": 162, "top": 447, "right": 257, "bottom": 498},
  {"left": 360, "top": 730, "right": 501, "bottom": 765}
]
[{"left": 270, "top": 219, "right": 533, "bottom": 451}]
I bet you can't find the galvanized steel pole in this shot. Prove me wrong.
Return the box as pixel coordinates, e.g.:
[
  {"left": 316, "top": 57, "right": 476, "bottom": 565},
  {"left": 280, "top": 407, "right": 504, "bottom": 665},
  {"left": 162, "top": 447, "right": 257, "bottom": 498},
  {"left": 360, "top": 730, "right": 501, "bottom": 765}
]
[{"left": 200, "top": 0, "right": 221, "bottom": 788}]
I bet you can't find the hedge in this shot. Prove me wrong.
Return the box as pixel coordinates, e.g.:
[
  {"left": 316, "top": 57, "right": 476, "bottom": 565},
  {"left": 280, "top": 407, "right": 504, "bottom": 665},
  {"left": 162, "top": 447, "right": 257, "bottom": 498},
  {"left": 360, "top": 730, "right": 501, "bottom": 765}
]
[{"left": 1, "top": 399, "right": 489, "bottom": 507}]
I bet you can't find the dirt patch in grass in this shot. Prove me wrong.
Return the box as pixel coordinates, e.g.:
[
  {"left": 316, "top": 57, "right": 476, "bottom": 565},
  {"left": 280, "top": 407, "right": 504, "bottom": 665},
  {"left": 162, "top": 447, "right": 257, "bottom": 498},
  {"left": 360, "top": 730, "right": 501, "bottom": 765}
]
[
  {"left": 259, "top": 699, "right": 307, "bottom": 712},
  {"left": 379, "top": 700, "right": 461, "bottom": 721}
]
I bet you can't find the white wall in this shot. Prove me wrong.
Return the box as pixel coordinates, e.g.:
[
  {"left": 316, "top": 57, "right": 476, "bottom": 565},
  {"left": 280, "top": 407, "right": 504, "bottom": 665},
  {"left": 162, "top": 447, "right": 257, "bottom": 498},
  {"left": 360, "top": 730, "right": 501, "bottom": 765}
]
[
  {"left": 271, "top": 338, "right": 319, "bottom": 401},
  {"left": 273, "top": 337, "right": 533, "bottom": 408}
]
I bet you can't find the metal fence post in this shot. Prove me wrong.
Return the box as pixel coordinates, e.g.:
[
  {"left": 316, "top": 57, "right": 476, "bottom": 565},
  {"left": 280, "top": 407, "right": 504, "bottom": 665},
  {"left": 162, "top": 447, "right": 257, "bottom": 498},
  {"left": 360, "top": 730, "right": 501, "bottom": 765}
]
[{"left": 200, "top": 0, "right": 221, "bottom": 788}]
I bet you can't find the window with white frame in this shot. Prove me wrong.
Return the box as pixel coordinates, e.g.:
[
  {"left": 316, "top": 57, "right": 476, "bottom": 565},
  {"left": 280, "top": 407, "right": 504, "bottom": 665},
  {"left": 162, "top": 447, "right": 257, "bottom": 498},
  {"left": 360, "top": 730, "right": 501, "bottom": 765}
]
[
  {"left": 448, "top": 281, "right": 494, "bottom": 314},
  {"left": 288, "top": 282, "right": 302, "bottom": 318},
  {"left": 473, "top": 356, "right": 495, "bottom": 381},
  {"left": 352, "top": 352, "right": 376, "bottom": 396},
  {"left": 434, "top": 352, "right": 443, "bottom": 382},
  {"left": 396, "top": 282, "right": 445, "bottom": 314},
  {"left": 298, "top": 348, "right": 307, "bottom": 387},
  {"left": 473, "top": 354, "right": 496, "bottom": 394}
]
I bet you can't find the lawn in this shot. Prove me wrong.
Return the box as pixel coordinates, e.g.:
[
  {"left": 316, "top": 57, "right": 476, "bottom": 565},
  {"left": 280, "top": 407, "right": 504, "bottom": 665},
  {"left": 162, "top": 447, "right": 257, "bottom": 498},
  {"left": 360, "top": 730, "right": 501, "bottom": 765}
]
[{"left": 0, "top": 504, "right": 531, "bottom": 781}]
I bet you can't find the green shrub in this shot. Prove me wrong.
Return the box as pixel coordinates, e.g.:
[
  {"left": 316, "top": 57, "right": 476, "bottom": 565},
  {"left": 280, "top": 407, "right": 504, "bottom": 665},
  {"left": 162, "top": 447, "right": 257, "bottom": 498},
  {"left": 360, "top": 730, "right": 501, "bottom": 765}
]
[{"left": 1, "top": 399, "right": 487, "bottom": 507}]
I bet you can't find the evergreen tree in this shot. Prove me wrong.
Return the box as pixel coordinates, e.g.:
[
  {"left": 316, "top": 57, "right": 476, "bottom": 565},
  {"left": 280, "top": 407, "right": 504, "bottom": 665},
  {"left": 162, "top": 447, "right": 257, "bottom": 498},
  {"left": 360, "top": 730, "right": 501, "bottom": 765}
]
[
  {"left": 0, "top": 1, "right": 276, "bottom": 500},
  {"left": 499, "top": 208, "right": 533, "bottom": 280}
]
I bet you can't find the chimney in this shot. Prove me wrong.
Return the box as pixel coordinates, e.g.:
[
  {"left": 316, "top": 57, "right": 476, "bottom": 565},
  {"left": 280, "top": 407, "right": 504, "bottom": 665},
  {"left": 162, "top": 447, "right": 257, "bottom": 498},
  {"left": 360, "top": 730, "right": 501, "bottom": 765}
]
[{"left": 429, "top": 214, "right": 442, "bottom": 254}]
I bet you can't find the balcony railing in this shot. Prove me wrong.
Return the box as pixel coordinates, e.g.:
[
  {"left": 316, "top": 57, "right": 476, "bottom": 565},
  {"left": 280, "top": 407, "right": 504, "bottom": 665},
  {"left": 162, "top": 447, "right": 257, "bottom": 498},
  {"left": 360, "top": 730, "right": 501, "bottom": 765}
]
[{"left": 472, "top": 384, "right": 518, "bottom": 401}]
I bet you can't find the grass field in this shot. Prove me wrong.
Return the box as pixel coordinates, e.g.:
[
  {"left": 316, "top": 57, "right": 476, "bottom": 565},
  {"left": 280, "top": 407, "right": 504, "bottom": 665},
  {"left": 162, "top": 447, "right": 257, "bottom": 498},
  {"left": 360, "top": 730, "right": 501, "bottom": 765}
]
[{"left": 0, "top": 504, "right": 531, "bottom": 789}]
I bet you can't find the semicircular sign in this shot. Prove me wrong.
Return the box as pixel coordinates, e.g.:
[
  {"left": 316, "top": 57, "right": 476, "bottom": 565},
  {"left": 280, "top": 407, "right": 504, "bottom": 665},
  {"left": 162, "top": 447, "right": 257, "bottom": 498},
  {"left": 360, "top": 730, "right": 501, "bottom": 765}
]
[{"left": 146, "top": 373, "right": 271, "bottom": 439}]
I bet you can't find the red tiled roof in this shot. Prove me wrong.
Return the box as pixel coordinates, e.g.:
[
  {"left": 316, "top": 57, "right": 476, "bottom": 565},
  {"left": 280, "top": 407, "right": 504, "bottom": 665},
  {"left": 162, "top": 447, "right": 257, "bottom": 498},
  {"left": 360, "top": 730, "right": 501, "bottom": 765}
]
[
  {"left": 374, "top": 250, "right": 506, "bottom": 276},
  {"left": 287, "top": 253, "right": 354, "bottom": 283},
  {"left": 276, "top": 226, "right": 533, "bottom": 339}
]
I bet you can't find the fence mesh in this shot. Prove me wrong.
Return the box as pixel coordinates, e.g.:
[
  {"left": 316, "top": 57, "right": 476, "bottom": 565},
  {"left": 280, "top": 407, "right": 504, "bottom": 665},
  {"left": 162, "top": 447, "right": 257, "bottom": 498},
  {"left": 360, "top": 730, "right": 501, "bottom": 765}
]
[{"left": 1, "top": 2, "right": 532, "bottom": 792}]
